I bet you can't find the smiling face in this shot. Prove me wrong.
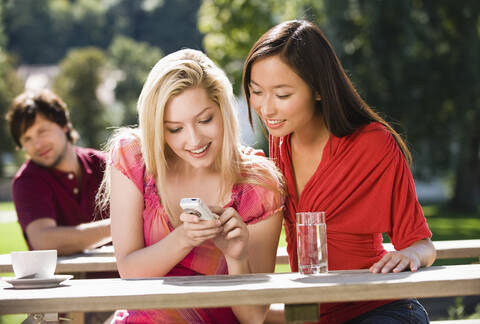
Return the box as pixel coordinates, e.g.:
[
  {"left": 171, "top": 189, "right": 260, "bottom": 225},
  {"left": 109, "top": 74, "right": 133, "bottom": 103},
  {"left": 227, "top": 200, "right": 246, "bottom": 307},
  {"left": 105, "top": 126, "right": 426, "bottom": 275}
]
[
  {"left": 249, "top": 55, "right": 320, "bottom": 138},
  {"left": 163, "top": 87, "right": 224, "bottom": 170},
  {"left": 19, "top": 113, "right": 70, "bottom": 169}
]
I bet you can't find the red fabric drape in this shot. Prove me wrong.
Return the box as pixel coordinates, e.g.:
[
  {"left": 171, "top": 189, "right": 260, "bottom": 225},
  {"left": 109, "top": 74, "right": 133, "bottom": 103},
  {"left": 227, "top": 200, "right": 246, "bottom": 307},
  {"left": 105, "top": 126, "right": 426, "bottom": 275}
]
[{"left": 270, "top": 122, "right": 432, "bottom": 323}]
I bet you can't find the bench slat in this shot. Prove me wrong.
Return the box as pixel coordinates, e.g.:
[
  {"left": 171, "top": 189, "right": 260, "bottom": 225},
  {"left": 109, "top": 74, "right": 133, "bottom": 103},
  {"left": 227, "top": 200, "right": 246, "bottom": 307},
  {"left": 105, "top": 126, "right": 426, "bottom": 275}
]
[{"left": 275, "top": 240, "right": 480, "bottom": 265}]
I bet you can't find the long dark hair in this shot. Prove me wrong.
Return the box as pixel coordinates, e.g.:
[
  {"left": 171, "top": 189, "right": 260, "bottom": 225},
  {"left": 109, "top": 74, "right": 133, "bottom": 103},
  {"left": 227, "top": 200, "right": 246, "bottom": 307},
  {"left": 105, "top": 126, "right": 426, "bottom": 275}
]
[{"left": 242, "top": 20, "right": 412, "bottom": 165}]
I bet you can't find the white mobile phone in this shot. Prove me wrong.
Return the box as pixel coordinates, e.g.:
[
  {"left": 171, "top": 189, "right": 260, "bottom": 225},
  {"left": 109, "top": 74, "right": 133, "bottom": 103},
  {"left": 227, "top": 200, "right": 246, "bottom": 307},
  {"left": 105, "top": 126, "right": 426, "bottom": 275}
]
[{"left": 180, "top": 198, "right": 217, "bottom": 221}]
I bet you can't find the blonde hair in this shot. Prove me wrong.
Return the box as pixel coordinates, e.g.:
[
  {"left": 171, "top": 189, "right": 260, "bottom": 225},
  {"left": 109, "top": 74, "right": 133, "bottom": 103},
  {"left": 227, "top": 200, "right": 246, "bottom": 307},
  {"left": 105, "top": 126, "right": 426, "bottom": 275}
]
[{"left": 98, "top": 49, "right": 284, "bottom": 224}]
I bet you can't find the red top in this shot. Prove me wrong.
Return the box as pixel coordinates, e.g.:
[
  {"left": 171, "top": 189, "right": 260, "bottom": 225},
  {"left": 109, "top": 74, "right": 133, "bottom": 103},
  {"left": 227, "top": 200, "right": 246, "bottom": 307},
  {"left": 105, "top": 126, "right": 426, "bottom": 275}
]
[
  {"left": 270, "top": 122, "right": 432, "bottom": 323},
  {"left": 12, "top": 147, "right": 107, "bottom": 249}
]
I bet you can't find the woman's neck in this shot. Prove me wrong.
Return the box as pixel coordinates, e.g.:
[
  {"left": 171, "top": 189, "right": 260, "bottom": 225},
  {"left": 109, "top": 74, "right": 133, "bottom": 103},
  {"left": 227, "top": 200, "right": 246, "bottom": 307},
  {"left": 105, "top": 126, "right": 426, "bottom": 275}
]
[
  {"left": 170, "top": 158, "right": 218, "bottom": 178},
  {"left": 291, "top": 114, "right": 329, "bottom": 149}
]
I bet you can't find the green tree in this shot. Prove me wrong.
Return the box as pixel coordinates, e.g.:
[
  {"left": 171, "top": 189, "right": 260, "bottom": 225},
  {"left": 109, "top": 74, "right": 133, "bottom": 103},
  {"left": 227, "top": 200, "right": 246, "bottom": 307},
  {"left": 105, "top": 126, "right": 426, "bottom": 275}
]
[
  {"left": 53, "top": 47, "right": 110, "bottom": 149},
  {"left": 198, "top": 0, "right": 324, "bottom": 152},
  {"left": 106, "top": 0, "right": 203, "bottom": 54},
  {"left": 324, "top": 1, "right": 480, "bottom": 211},
  {"left": 108, "top": 35, "right": 163, "bottom": 126},
  {"left": 199, "top": 0, "right": 324, "bottom": 94},
  {"left": 0, "top": 2, "right": 24, "bottom": 177},
  {"left": 4, "top": 0, "right": 111, "bottom": 64},
  {"left": 199, "top": 0, "right": 480, "bottom": 211},
  {"left": 3, "top": 0, "right": 56, "bottom": 63}
]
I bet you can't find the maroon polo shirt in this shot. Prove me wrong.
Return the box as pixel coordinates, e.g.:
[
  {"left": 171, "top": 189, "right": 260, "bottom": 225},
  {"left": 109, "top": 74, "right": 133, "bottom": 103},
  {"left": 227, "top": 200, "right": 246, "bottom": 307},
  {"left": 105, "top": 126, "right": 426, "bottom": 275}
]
[{"left": 12, "top": 146, "right": 107, "bottom": 249}]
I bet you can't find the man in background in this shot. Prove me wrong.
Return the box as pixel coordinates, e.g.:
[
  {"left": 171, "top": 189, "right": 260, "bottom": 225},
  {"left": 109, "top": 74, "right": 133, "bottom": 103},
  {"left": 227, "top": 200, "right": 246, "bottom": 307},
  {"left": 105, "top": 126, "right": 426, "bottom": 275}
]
[{"left": 6, "top": 89, "right": 111, "bottom": 256}]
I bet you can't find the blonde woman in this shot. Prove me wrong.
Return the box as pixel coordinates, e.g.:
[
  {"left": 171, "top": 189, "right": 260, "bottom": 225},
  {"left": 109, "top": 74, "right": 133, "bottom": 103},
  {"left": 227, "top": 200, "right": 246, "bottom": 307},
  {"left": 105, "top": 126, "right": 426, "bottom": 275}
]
[{"left": 98, "top": 49, "right": 284, "bottom": 324}]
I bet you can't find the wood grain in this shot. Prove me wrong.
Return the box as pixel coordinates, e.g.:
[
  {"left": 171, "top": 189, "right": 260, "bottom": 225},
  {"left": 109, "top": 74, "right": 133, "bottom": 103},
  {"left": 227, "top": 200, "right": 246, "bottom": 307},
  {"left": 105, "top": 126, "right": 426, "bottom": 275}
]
[{"left": 1, "top": 264, "right": 479, "bottom": 314}]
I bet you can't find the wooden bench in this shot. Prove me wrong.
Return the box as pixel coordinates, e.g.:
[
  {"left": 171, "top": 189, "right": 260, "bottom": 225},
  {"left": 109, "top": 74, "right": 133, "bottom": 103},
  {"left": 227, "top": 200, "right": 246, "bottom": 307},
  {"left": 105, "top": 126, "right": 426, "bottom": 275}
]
[
  {"left": 0, "top": 239, "right": 479, "bottom": 274},
  {"left": 275, "top": 239, "right": 480, "bottom": 265}
]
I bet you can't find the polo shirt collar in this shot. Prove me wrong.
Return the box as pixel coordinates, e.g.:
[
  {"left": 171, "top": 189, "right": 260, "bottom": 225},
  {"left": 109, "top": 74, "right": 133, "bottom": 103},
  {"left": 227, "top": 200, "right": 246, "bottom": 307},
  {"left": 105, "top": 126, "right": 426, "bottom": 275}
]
[{"left": 75, "top": 146, "right": 93, "bottom": 175}]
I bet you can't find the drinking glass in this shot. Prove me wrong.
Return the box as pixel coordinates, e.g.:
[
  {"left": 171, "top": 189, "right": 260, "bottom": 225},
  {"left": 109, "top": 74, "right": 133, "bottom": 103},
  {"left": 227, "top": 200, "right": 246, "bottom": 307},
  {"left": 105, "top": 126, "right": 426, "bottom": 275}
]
[{"left": 296, "top": 212, "right": 328, "bottom": 274}]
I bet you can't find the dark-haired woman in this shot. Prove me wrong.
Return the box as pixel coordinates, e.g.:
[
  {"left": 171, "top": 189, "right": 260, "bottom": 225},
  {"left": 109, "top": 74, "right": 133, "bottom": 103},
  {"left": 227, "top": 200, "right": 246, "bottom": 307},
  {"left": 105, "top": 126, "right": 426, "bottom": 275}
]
[{"left": 243, "top": 20, "right": 436, "bottom": 323}]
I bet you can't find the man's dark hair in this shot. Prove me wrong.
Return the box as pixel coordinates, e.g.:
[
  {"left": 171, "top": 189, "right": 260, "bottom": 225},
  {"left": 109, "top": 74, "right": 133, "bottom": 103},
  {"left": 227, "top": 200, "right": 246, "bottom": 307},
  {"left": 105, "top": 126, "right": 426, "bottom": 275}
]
[{"left": 6, "top": 89, "right": 79, "bottom": 148}]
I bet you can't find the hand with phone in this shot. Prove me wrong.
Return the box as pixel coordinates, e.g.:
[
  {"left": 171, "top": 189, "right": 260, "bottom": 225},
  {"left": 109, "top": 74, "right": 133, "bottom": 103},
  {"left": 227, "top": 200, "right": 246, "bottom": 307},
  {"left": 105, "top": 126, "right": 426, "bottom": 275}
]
[
  {"left": 178, "top": 198, "right": 222, "bottom": 248},
  {"left": 210, "top": 205, "right": 249, "bottom": 261},
  {"left": 179, "top": 198, "right": 248, "bottom": 259}
]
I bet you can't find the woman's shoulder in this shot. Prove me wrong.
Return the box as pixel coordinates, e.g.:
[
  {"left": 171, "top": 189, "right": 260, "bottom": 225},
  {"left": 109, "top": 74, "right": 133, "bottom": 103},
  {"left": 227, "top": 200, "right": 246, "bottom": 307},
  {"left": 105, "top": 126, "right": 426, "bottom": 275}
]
[
  {"left": 357, "top": 122, "right": 392, "bottom": 141},
  {"left": 109, "top": 128, "right": 145, "bottom": 170},
  {"left": 349, "top": 122, "right": 397, "bottom": 153},
  {"left": 110, "top": 128, "right": 142, "bottom": 155},
  {"left": 240, "top": 147, "right": 284, "bottom": 185},
  {"left": 112, "top": 129, "right": 142, "bottom": 151}
]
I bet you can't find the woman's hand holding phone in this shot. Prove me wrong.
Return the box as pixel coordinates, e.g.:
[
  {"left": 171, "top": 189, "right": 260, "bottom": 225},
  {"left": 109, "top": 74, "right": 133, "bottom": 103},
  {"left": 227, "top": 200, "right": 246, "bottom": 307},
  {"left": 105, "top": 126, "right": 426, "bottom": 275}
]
[
  {"left": 178, "top": 198, "right": 249, "bottom": 259},
  {"left": 178, "top": 198, "right": 222, "bottom": 248},
  {"left": 210, "top": 206, "right": 249, "bottom": 261}
]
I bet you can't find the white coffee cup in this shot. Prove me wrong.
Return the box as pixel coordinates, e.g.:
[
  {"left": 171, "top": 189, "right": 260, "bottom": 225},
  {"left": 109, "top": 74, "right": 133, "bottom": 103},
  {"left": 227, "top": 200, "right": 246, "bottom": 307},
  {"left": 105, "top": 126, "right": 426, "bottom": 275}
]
[{"left": 10, "top": 250, "right": 57, "bottom": 279}]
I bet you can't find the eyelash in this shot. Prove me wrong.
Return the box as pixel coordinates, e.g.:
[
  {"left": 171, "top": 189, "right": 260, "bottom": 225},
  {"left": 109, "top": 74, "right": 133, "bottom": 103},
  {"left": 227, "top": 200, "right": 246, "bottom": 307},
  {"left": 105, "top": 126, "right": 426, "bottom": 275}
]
[
  {"left": 251, "top": 90, "right": 291, "bottom": 99},
  {"left": 167, "top": 128, "right": 181, "bottom": 134},
  {"left": 166, "top": 115, "right": 213, "bottom": 133},
  {"left": 200, "top": 115, "right": 213, "bottom": 124}
]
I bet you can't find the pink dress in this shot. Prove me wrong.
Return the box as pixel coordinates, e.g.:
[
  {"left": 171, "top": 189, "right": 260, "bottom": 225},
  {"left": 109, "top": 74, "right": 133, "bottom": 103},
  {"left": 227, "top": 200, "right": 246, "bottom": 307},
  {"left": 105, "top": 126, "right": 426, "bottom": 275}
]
[{"left": 110, "top": 137, "right": 283, "bottom": 324}]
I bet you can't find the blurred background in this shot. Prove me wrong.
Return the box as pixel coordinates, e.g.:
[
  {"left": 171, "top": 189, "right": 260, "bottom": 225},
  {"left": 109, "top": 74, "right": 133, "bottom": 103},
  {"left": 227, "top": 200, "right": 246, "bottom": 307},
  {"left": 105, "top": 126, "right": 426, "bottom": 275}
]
[
  {"left": 0, "top": 0, "right": 479, "bottom": 211},
  {"left": 0, "top": 0, "right": 479, "bottom": 321}
]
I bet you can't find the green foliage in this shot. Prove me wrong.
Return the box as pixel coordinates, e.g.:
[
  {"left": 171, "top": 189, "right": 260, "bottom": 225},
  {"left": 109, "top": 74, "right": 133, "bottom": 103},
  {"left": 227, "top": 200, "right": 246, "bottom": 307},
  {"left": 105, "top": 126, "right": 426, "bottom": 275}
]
[
  {"left": 108, "top": 36, "right": 163, "bottom": 125},
  {"left": 0, "top": 2, "right": 6, "bottom": 48},
  {"left": 448, "top": 297, "right": 480, "bottom": 320},
  {"left": 53, "top": 47, "right": 110, "bottom": 149},
  {"left": 4, "top": 0, "right": 110, "bottom": 64},
  {"left": 198, "top": 0, "right": 324, "bottom": 94},
  {"left": 0, "top": 51, "right": 23, "bottom": 177},
  {"left": 324, "top": 1, "right": 480, "bottom": 211},
  {"left": 3, "top": 0, "right": 202, "bottom": 64},
  {"left": 199, "top": 0, "right": 480, "bottom": 211},
  {"left": 0, "top": 2, "right": 24, "bottom": 177}
]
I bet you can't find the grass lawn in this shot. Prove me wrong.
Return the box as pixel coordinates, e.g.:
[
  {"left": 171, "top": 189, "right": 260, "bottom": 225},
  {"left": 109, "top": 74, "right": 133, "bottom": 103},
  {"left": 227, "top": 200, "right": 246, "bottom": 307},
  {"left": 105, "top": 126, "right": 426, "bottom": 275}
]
[
  {"left": 0, "top": 201, "right": 14, "bottom": 212},
  {"left": 0, "top": 206, "right": 28, "bottom": 324},
  {"left": 0, "top": 222, "right": 27, "bottom": 256}
]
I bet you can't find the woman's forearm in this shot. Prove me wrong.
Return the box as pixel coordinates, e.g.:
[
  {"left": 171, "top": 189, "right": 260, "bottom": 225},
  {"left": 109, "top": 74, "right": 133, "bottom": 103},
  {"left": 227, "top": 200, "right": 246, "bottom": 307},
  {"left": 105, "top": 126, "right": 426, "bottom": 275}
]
[
  {"left": 403, "top": 238, "right": 437, "bottom": 268},
  {"left": 116, "top": 228, "right": 192, "bottom": 278}
]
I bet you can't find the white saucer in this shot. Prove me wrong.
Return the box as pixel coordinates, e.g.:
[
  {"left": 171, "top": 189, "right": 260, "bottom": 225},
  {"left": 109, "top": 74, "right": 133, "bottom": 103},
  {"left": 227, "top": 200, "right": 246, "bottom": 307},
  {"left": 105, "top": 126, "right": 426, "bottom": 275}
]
[{"left": 4, "top": 274, "right": 73, "bottom": 289}]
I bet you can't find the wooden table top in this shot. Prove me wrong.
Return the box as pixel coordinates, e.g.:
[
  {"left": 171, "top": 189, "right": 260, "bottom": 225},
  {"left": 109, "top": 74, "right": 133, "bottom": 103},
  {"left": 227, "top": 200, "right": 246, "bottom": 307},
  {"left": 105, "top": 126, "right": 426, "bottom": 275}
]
[{"left": 1, "top": 264, "right": 479, "bottom": 315}]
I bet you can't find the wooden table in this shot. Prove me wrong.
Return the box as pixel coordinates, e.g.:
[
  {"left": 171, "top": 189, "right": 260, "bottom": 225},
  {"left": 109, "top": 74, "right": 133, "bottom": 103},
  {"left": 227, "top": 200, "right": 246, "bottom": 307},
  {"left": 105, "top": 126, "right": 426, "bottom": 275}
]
[{"left": 1, "top": 264, "right": 480, "bottom": 322}]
